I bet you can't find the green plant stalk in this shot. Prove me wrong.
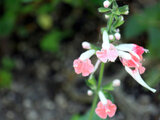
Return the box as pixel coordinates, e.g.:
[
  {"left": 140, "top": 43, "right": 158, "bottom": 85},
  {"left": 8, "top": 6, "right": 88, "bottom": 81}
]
[
  {"left": 88, "top": 0, "right": 116, "bottom": 119},
  {"left": 88, "top": 63, "right": 105, "bottom": 120}
]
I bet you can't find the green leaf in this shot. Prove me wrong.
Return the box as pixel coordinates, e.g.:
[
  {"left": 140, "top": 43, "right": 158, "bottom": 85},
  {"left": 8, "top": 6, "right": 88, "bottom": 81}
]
[
  {"left": 72, "top": 109, "right": 108, "bottom": 120},
  {"left": 119, "top": 5, "right": 129, "bottom": 14},
  {"left": 0, "top": 70, "right": 12, "bottom": 88},
  {"left": 2, "top": 57, "right": 15, "bottom": 70},
  {"left": 37, "top": 14, "right": 53, "bottom": 30},
  {"left": 103, "top": 82, "right": 114, "bottom": 91},
  {"left": 113, "top": 16, "right": 124, "bottom": 28},
  {"left": 86, "top": 76, "right": 97, "bottom": 90},
  {"left": 40, "top": 29, "right": 64, "bottom": 52},
  {"left": 148, "top": 27, "right": 160, "bottom": 59},
  {"left": 98, "top": 7, "right": 110, "bottom": 13},
  {"left": 124, "top": 3, "right": 160, "bottom": 39},
  {"left": 103, "top": 92, "right": 114, "bottom": 102},
  {"left": 124, "top": 14, "right": 148, "bottom": 39},
  {"left": 145, "top": 66, "right": 160, "bottom": 87}
]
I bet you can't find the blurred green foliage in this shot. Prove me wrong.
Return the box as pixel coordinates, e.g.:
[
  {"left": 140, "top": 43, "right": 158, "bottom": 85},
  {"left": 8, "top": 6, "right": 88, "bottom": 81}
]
[
  {"left": 0, "top": 57, "right": 15, "bottom": 88},
  {"left": 124, "top": 2, "right": 160, "bottom": 58},
  {"left": 71, "top": 109, "right": 108, "bottom": 120}
]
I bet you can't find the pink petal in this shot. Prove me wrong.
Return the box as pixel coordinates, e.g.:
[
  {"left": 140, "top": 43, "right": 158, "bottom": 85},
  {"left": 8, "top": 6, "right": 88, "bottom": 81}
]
[
  {"left": 73, "top": 59, "right": 82, "bottom": 74},
  {"left": 96, "top": 50, "right": 108, "bottom": 63},
  {"left": 133, "top": 44, "right": 145, "bottom": 57},
  {"left": 95, "top": 102, "right": 108, "bottom": 119},
  {"left": 73, "top": 59, "right": 94, "bottom": 76},
  {"left": 106, "top": 100, "right": 117, "bottom": 118},
  {"left": 107, "top": 44, "right": 118, "bottom": 62},
  {"left": 96, "top": 44, "right": 118, "bottom": 63}
]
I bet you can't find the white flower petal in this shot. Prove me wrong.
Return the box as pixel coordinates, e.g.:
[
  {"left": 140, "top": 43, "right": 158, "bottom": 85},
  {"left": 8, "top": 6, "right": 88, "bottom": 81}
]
[
  {"left": 98, "top": 91, "right": 107, "bottom": 105},
  {"left": 102, "top": 31, "right": 110, "bottom": 49},
  {"left": 79, "top": 49, "right": 95, "bottom": 61},
  {"left": 116, "top": 44, "right": 140, "bottom": 60},
  {"left": 118, "top": 51, "right": 132, "bottom": 60},
  {"left": 125, "top": 66, "right": 156, "bottom": 93}
]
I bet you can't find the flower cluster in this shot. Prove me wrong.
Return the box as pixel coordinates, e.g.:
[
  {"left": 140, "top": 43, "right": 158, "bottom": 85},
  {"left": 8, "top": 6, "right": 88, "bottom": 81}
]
[{"left": 73, "top": 0, "right": 156, "bottom": 119}]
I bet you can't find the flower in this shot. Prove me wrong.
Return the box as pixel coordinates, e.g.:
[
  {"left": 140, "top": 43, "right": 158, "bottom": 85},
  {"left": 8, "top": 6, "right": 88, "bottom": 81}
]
[
  {"left": 103, "top": 0, "right": 110, "bottom": 8},
  {"left": 95, "top": 91, "right": 117, "bottom": 119},
  {"left": 117, "top": 44, "right": 148, "bottom": 74},
  {"left": 96, "top": 31, "right": 118, "bottom": 63},
  {"left": 73, "top": 50, "right": 95, "bottom": 76},
  {"left": 116, "top": 44, "right": 156, "bottom": 93}
]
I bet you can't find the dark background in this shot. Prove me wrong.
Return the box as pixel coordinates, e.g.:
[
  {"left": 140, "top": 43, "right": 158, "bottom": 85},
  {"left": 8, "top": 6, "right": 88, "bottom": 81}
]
[{"left": 0, "top": 0, "right": 160, "bottom": 120}]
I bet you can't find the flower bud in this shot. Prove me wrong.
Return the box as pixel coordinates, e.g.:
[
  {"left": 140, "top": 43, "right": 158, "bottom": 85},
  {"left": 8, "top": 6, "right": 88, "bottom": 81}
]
[
  {"left": 115, "top": 32, "right": 121, "bottom": 40},
  {"left": 87, "top": 90, "right": 93, "bottom": 96},
  {"left": 82, "top": 41, "right": 91, "bottom": 49},
  {"left": 125, "top": 10, "right": 129, "bottom": 15},
  {"left": 109, "top": 34, "right": 114, "bottom": 40},
  {"left": 112, "top": 79, "right": 121, "bottom": 87},
  {"left": 120, "top": 16, "right": 124, "bottom": 21},
  {"left": 105, "top": 14, "right": 109, "bottom": 19},
  {"left": 103, "top": 0, "right": 110, "bottom": 8}
]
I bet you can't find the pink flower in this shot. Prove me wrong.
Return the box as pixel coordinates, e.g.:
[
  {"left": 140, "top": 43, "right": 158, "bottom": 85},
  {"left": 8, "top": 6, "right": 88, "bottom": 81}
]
[
  {"left": 73, "top": 58, "right": 94, "bottom": 76},
  {"left": 117, "top": 44, "right": 148, "bottom": 74},
  {"left": 95, "top": 100, "right": 117, "bottom": 119},
  {"left": 96, "top": 44, "right": 118, "bottom": 63}
]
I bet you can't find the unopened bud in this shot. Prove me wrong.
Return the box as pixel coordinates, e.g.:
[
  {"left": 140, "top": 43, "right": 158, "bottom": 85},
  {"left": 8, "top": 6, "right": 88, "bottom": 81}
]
[
  {"left": 105, "top": 14, "right": 109, "bottom": 19},
  {"left": 115, "top": 33, "right": 121, "bottom": 40},
  {"left": 116, "top": 29, "right": 120, "bottom": 33},
  {"left": 112, "top": 79, "right": 121, "bottom": 87},
  {"left": 125, "top": 10, "right": 129, "bottom": 15},
  {"left": 82, "top": 41, "right": 91, "bottom": 49},
  {"left": 120, "top": 16, "right": 124, "bottom": 21},
  {"left": 103, "top": 0, "right": 110, "bottom": 8},
  {"left": 87, "top": 90, "right": 93, "bottom": 96},
  {"left": 109, "top": 34, "right": 114, "bottom": 40}
]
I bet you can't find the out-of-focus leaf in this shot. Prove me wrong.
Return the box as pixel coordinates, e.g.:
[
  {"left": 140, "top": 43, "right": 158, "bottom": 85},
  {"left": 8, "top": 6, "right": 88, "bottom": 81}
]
[
  {"left": 0, "top": 70, "right": 12, "bottom": 88},
  {"left": 37, "top": 14, "right": 53, "bottom": 30},
  {"left": 36, "top": 4, "right": 53, "bottom": 14},
  {"left": 124, "top": 14, "right": 148, "bottom": 39},
  {"left": 40, "top": 29, "right": 69, "bottom": 52},
  {"left": 63, "top": 0, "right": 83, "bottom": 7},
  {"left": 2, "top": 57, "right": 15, "bottom": 70},
  {"left": 72, "top": 109, "right": 107, "bottom": 120},
  {"left": 71, "top": 114, "right": 80, "bottom": 120},
  {"left": 145, "top": 66, "right": 160, "bottom": 87},
  {"left": 0, "top": 0, "right": 21, "bottom": 36},
  {"left": 124, "top": 3, "right": 160, "bottom": 39},
  {"left": 148, "top": 27, "right": 160, "bottom": 59}
]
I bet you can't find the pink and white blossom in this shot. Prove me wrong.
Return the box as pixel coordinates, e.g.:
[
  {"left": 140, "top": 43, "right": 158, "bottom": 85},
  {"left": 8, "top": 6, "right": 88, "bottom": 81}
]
[
  {"left": 82, "top": 41, "right": 91, "bottom": 49},
  {"left": 103, "top": 0, "right": 110, "bottom": 8},
  {"left": 96, "top": 31, "right": 118, "bottom": 63},
  {"left": 114, "top": 32, "right": 121, "bottom": 40},
  {"left": 73, "top": 50, "right": 95, "bottom": 76},
  {"left": 95, "top": 91, "right": 117, "bottom": 119}
]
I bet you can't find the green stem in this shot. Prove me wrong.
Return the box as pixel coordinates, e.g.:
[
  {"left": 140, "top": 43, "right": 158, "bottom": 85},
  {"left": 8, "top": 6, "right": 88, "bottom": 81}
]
[{"left": 88, "top": 63, "right": 105, "bottom": 120}]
